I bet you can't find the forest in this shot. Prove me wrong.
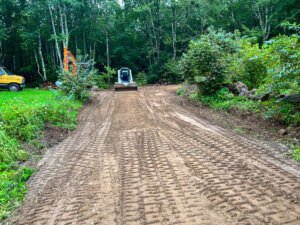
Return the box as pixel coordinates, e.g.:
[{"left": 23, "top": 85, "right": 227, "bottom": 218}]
[{"left": 1, "top": 0, "right": 300, "bottom": 84}]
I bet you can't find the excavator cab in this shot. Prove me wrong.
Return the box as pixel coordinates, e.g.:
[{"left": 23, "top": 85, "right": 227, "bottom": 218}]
[{"left": 114, "top": 67, "right": 138, "bottom": 91}]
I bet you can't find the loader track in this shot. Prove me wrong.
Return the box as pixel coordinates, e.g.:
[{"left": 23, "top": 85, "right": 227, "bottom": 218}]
[{"left": 8, "top": 86, "right": 300, "bottom": 225}]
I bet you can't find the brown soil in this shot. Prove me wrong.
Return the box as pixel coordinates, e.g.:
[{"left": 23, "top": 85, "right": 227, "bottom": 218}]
[
  {"left": 42, "top": 124, "right": 70, "bottom": 148},
  {"left": 6, "top": 86, "right": 300, "bottom": 225},
  {"left": 175, "top": 90, "right": 300, "bottom": 152}
]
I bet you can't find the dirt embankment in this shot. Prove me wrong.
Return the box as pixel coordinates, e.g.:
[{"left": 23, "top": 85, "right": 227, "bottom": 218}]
[{"left": 7, "top": 86, "right": 300, "bottom": 225}]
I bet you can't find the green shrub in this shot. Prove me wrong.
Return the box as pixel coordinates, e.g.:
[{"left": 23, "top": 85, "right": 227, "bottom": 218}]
[
  {"left": 59, "top": 65, "right": 97, "bottom": 102},
  {"left": 197, "top": 88, "right": 260, "bottom": 112},
  {"left": 135, "top": 72, "right": 148, "bottom": 86},
  {"left": 243, "top": 57, "right": 267, "bottom": 89},
  {"left": 147, "top": 73, "right": 160, "bottom": 84},
  {"left": 293, "top": 148, "right": 300, "bottom": 161},
  {"left": 94, "top": 66, "right": 116, "bottom": 89},
  {"left": 0, "top": 129, "right": 28, "bottom": 164},
  {"left": 259, "top": 35, "right": 300, "bottom": 95},
  {"left": 162, "top": 59, "right": 182, "bottom": 84},
  {"left": 176, "top": 86, "right": 185, "bottom": 96},
  {"left": 0, "top": 166, "right": 34, "bottom": 220},
  {"left": 178, "top": 29, "right": 241, "bottom": 95},
  {"left": 261, "top": 100, "right": 299, "bottom": 125},
  {"left": 179, "top": 38, "right": 226, "bottom": 95}
]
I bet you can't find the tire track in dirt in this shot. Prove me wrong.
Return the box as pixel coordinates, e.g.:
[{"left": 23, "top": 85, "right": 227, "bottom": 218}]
[{"left": 8, "top": 86, "right": 300, "bottom": 225}]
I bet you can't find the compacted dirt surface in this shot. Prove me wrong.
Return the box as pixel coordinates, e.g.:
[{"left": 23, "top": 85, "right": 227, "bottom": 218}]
[{"left": 9, "top": 86, "right": 300, "bottom": 225}]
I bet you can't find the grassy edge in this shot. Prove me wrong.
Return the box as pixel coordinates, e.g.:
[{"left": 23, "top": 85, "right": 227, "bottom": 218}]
[{"left": 0, "top": 89, "right": 82, "bottom": 220}]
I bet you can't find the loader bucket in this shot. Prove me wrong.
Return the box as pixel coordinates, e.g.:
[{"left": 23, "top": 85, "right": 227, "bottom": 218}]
[{"left": 114, "top": 84, "right": 138, "bottom": 92}]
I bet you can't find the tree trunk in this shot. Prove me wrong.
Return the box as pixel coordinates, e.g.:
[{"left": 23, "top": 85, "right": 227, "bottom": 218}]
[
  {"left": 171, "top": 2, "right": 177, "bottom": 60},
  {"left": 253, "top": 2, "right": 272, "bottom": 41},
  {"left": 106, "top": 30, "right": 110, "bottom": 67},
  {"left": 38, "top": 32, "right": 47, "bottom": 81},
  {"left": 34, "top": 50, "right": 44, "bottom": 81},
  {"left": 48, "top": 2, "right": 63, "bottom": 69}
]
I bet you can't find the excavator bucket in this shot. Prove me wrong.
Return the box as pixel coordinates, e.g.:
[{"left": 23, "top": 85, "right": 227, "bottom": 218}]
[{"left": 114, "top": 68, "right": 138, "bottom": 92}]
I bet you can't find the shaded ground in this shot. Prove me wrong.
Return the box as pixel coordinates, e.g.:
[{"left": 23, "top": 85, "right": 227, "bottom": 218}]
[{"left": 7, "top": 86, "right": 300, "bottom": 225}]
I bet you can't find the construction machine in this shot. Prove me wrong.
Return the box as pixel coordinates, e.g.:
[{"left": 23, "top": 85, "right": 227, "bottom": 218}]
[
  {"left": 114, "top": 67, "right": 138, "bottom": 91},
  {"left": 63, "top": 47, "right": 77, "bottom": 76}
]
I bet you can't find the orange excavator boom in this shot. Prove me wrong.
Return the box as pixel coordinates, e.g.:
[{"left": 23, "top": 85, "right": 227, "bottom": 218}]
[{"left": 63, "top": 47, "right": 77, "bottom": 76}]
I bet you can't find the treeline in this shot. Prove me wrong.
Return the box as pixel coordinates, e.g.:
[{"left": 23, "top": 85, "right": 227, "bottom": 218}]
[{"left": 0, "top": 0, "right": 300, "bottom": 84}]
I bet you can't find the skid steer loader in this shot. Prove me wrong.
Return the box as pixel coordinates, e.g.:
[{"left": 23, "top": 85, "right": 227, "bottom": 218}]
[{"left": 114, "top": 67, "right": 138, "bottom": 91}]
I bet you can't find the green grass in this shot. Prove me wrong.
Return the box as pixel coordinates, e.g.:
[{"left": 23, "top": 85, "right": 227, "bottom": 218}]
[
  {"left": 183, "top": 87, "right": 299, "bottom": 126},
  {"left": 193, "top": 88, "right": 261, "bottom": 112},
  {"left": 0, "top": 88, "right": 82, "bottom": 220},
  {"left": 293, "top": 148, "right": 300, "bottom": 161}
]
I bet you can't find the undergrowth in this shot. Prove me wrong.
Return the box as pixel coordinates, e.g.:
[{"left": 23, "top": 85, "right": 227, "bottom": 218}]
[
  {"left": 178, "top": 86, "right": 300, "bottom": 126},
  {"left": 0, "top": 89, "right": 82, "bottom": 220},
  {"left": 293, "top": 148, "right": 300, "bottom": 161}
]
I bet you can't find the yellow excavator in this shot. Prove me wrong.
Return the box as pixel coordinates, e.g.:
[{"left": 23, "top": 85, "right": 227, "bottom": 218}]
[{"left": 114, "top": 67, "right": 138, "bottom": 91}]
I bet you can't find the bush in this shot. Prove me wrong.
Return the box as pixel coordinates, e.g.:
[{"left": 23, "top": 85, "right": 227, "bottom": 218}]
[
  {"left": 243, "top": 58, "right": 267, "bottom": 89},
  {"left": 259, "top": 35, "right": 300, "bottom": 95},
  {"left": 0, "top": 166, "right": 34, "bottom": 220},
  {"left": 94, "top": 66, "right": 116, "bottom": 89},
  {"left": 58, "top": 65, "right": 97, "bottom": 102},
  {"left": 135, "top": 72, "right": 148, "bottom": 86},
  {"left": 293, "top": 148, "right": 300, "bottom": 161},
  {"left": 179, "top": 30, "right": 229, "bottom": 95},
  {"left": 147, "top": 73, "right": 160, "bottom": 84},
  {"left": 0, "top": 129, "right": 28, "bottom": 164},
  {"left": 162, "top": 59, "right": 182, "bottom": 84},
  {"left": 226, "top": 38, "right": 268, "bottom": 89}
]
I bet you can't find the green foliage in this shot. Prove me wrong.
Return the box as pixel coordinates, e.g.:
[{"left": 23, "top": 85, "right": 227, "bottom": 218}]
[
  {"left": 179, "top": 29, "right": 234, "bottom": 95},
  {"left": 147, "top": 73, "right": 160, "bottom": 84},
  {"left": 179, "top": 29, "right": 299, "bottom": 126},
  {"left": 198, "top": 88, "right": 261, "bottom": 112},
  {"left": 259, "top": 35, "right": 300, "bottom": 95},
  {"left": 135, "top": 72, "right": 148, "bottom": 86},
  {"left": 94, "top": 66, "right": 116, "bottom": 89},
  {"left": 162, "top": 59, "right": 182, "bottom": 84},
  {"left": 293, "top": 148, "right": 300, "bottom": 161},
  {"left": 179, "top": 85, "right": 299, "bottom": 125},
  {"left": 228, "top": 39, "right": 267, "bottom": 89},
  {"left": 1, "top": 0, "right": 300, "bottom": 84},
  {"left": 0, "top": 89, "right": 81, "bottom": 142},
  {"left": 0, "top": 129, "right": 28, "bottom": 164},
  {"left": 58, "top": 66, "right": 97, "bottom": 102},
  {"left": 0, "top": 166, "right": 34, "bottom": 220},
  {"left": 0, "top": 89, "right": 81, "bottom": 220},
  {"left": 261, "top": 100, "right": 299, "bottom": 125},
  {"left": 176, "top": 86, "right": 185, "bottom": 96}
]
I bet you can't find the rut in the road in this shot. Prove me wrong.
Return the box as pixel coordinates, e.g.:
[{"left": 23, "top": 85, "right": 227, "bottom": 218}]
[{"left": 10, "top": 86, "right": 300, "bottom": 225}]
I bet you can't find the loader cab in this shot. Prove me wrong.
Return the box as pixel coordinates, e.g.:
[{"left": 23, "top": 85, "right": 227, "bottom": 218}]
[
  {"left": 120, "top": 69, "right": 130, "bottom": 83},
  {"left": 118, "top": 68, "right": 133, "bottom": 85}
]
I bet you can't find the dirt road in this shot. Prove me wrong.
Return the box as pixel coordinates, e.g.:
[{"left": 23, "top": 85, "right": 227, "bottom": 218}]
[{"left": 11, "top": 86, "right": 300, "bottom": 225}]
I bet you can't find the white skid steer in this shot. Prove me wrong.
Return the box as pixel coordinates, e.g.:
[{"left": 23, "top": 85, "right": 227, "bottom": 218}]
[{"left": 114, "top": 67, "right": 138, "bottom": 91}]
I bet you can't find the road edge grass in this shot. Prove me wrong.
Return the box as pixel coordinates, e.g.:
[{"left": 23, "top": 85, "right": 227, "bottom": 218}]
[{"left": 0, "top": 89, "right": 82, "bottom": 220}]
